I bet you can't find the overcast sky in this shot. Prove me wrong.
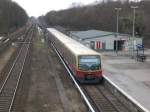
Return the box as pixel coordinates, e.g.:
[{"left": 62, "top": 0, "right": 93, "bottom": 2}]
[{"left": 12, "top": 0, "right": 99, "bottom": 17}]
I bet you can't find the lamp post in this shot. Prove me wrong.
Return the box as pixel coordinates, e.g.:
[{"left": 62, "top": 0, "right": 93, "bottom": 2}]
[
  {"left": 131, "top": 6, "right": 138, "bottom": 58},
  {"left": 115, "top": 8, "right": 121, "bottom": 54}
]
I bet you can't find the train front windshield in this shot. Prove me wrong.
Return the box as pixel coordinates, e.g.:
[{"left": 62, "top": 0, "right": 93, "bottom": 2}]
[{"left": 78, "top": 55, "right": 101, "bottom": 71}]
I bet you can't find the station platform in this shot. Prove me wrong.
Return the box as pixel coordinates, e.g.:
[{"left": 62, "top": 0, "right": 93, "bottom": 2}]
[{"left": 102, "top": 51, "right": 150, "bottom": 112}]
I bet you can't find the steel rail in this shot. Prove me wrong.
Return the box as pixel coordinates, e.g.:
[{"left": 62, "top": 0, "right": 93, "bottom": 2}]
[
  {"left": 9, "top": 30, "right": 33, "bottom": 112},
  {"left": 51, "top": 43, "right": 95, "bottom": 112},
  {"left": 0, "top": 28, "right": 32, "bottom": 93},
  {"left": 96, "top": 86, "right": 122, "bottom": 112},
  {"left": 83, "top": 85, "right": 117, "bottom": 112},
  {"left": 82, "top": 84, "right": 129, "bottom": 112},
  {"left": 82, "top": 86, "right": 102, "bottom": 112},
  {"left": 0, "top": 28, "right": 33, "bottom": 112},
  {"left": 96, "top": 85, "right": 124, "bottom": 112}
]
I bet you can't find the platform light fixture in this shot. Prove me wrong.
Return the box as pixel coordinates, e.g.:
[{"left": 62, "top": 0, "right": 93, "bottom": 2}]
[
  {"left": 131, "top": 6, "right": 138, "bottom": 57},
  {"left": 115, "top": 7, "right": 122, "bottom": 55}
]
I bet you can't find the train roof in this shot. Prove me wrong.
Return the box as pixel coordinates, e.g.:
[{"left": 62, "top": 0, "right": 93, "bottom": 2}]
[{"left": 47, "top": 28, "right": 101, "bottom": 56}]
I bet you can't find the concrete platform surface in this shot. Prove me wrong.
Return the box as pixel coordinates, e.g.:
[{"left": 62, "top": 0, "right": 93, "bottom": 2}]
[{"left": 102, "top": 50, "right": 150, "bottom": 112}]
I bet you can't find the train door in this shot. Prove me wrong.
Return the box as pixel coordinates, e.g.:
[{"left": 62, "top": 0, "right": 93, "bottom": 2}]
[
  {"left": 114, "top": 40, "right": 125, "bottom": 50},
  {"left": 118, "top": 40, "right": 125, "bottom": 50}
]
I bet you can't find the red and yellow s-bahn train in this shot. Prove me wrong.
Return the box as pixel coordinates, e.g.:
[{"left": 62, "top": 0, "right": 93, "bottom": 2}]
[{"left": 47, "top": 28, "right": 103, "bottom": 83}]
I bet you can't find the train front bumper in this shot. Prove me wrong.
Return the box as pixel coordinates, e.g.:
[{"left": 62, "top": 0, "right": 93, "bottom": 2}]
[{"left": 76, "top": 70, "right": 103, "bottom": 83}]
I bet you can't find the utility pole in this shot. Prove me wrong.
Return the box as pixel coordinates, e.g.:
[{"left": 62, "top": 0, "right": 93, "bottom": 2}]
[
  {"left": 131, "top": 6, "right": 138, "bottom": 58},
  {"left": 115, "top": 8, "right": 121, "bottom": 55}
]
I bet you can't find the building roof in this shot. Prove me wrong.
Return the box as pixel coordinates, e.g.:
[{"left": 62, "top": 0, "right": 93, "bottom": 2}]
[{"left": 71, "top": 30, "right": 115, "bottom": 40}]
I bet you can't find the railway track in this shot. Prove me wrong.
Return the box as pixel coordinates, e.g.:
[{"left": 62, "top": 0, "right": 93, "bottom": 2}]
[
  {"left": 0, "top": 26, "right": 34, "bottom": 112},
  {"left": 82, "top": 85, "right": 130, "bottom": 112}
]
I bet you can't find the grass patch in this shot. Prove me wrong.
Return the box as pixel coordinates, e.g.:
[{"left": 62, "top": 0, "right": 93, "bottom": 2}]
[{"left": 30, "top": 96, "right": 44, "bottom": 112}]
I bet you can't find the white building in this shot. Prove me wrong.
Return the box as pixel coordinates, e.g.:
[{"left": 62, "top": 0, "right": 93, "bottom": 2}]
[{"left": 70, "top": 30, "right": 143, "bottom": 51}]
